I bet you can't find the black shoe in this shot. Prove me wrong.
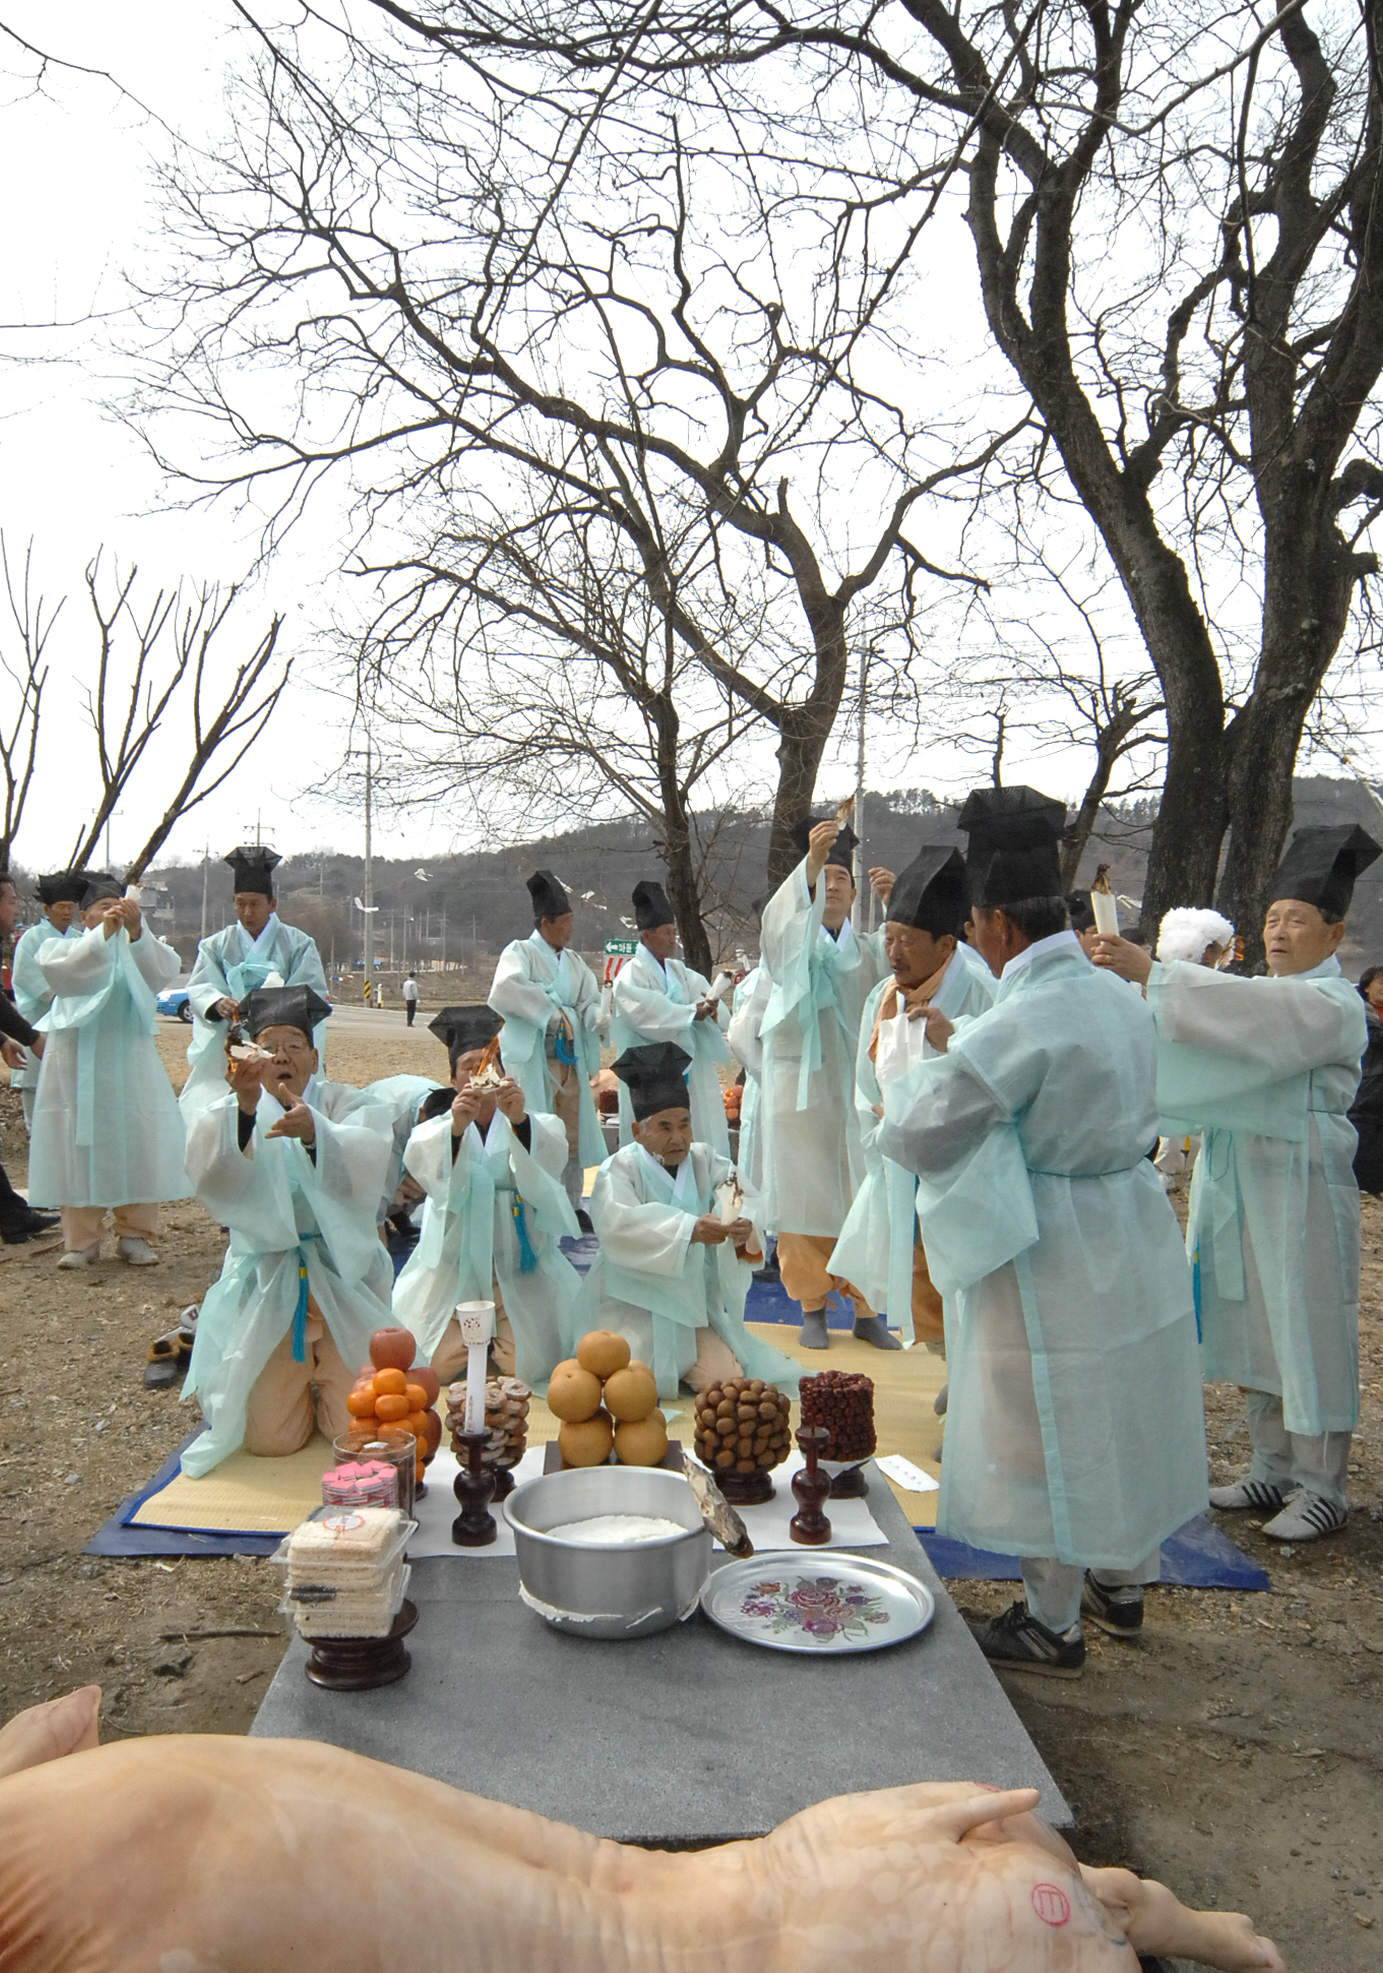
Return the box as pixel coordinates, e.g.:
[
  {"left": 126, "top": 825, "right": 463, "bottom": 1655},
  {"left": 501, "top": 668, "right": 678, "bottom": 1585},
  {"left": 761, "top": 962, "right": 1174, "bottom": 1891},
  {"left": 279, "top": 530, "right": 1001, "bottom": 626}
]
[
  {"left": 0, "top": 1222, "right": 31, "bottom": 1245},
  {"left": 20, "top": 1209, "right": 58, "bottom": 1234},
  {"left": 967, "top": 1599, "right": 1085, "bottom": 1678},
  {"left": 576, "top": 1208, "right": 594, "bottom": 1234},
  {"left": 1081, "top": 1573, "right": 1144, "bottom": 1638},
  {"left": 752, "top": 1256, "right": 781, "bottom": 1284}
]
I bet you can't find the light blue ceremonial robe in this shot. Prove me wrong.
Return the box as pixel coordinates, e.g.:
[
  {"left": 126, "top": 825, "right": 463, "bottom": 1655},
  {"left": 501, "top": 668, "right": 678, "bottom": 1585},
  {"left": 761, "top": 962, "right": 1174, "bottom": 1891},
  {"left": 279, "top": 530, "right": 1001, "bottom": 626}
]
[
  {"left": 829, "top": 947, "right": 995, "bottom": 1343},
  {"left": 28, "top": 923, "right": 189, "bottom": 1209},
  {"left": 392, "top": 1107, "right": 581, "bottom": 1387},
  {"left": 579, "top": 1142, "right": 802, "bottom": 1398},
  {"left": 727, "top": 964, "right": 772, "bottom": 1191},
  {"left": 10, "top": 918, "right": 79, "bottom": 1103},
  {"left": 1146, "top": 955, "right": 1366, "bottom": 1436},
  {"left": 181, "top": 1079, "right": 396, "bottom": 1475},
  {"left": 488, "top": 932, "right": 604, "bottom": 1168},
  {"left": 609, "top": 943, "right": 730, "bottom": 1154},
  {"left": 758, "top": 863, "right": 887, "bottom": 1235},
  {"left": 358, "top": 1072, "right": 438, "bottom": 1220},
  {"left": 182, "top": 914, "right": 328, "bottom": 1116},
  {"left": 879, "top": 932, "right": 1207, "bottom": 1568}
]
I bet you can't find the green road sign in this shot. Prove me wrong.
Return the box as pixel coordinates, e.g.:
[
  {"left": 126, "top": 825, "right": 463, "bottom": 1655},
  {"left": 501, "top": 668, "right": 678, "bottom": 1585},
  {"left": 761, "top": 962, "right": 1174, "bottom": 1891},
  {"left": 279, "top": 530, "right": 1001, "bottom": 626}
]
[{"left": 604, "top": 937, "right": 639, "bottom": 956}]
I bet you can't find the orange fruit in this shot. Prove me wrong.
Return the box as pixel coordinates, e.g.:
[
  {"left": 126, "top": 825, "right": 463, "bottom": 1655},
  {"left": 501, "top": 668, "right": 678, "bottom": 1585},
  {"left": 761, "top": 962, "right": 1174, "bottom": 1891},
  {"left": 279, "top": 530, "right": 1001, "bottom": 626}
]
[
  {"left": 404, "top": 1382, "right": 428, "bottom": 1412},
  {"left": 604, "top": 1364, "right": 657, "bottom": 1422},
  {"left": 576, "top": 1330, "right": 630, "bottom": 1378},
  {"left": 546, "top": 1363, "right": 603, "bottom": 1421},
  {"left": 404, "top": 1410, "right": 429, "bottom": 1442},
  {"left": 558, "top": 1410, "right": 614, "bottom": 1467},
  {"left": 373, "top": 1367, "right": 408, "bottom": 1397},
  {"left": 614, "top": 1413, "right": 668, "bottom": 1467},
  {"left": 374, "top": 1392, "right": 411, "bottom": 1423},
  {"left": 346, "top": 1388, "right": 377, "bottom": 1419}
]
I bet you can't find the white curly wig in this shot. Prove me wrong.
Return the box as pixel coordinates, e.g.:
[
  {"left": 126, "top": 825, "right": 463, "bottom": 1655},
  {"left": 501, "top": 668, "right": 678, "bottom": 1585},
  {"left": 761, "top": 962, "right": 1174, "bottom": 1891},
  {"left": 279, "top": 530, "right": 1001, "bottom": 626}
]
[{"left": 1156, "top": 907, "right": 1236, "bottom": 965}]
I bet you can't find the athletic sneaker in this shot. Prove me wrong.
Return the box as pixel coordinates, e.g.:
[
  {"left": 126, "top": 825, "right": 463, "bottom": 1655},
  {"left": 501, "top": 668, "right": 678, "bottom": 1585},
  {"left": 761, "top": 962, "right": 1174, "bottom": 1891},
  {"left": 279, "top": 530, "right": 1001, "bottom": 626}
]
[
  {"left": 1207, "top": 1478, "right": 1287, "bottom": 1513},
  {"left": 1081, "top": 1573, "right": 1144, "bottom": 1638},
  {"left": 966, "top": 1600, "right": 1085, "bottom": 1678},
  {"left": 1261, "top": 1490, "right": 1347, "bottom": 1542}
]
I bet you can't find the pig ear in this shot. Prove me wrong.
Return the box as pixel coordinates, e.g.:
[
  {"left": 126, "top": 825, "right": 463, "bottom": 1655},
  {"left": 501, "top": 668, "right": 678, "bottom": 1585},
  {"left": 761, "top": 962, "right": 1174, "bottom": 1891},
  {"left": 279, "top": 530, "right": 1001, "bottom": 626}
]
[
  {"left": 923, "top": 1788, "right": 1042, "bottom": 1844},
  {"left": 0, "top": 1685, "right": 102, "bottom": 1779}
]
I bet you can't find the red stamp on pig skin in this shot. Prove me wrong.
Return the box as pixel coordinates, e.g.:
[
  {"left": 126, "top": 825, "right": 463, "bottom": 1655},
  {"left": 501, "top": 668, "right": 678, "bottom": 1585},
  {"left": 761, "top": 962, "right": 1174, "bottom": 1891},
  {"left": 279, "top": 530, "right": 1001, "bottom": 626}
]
[{"left": 1031, "top": 1883, "right": 1071, "bottom": 1927}]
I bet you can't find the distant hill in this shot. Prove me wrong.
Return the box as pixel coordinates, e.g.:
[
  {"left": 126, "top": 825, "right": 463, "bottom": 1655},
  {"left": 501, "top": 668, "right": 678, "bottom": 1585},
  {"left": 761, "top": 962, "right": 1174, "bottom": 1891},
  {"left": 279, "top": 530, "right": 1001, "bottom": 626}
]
[{"left": 19, "top": 775, "right": 1383, "bottom": 975}]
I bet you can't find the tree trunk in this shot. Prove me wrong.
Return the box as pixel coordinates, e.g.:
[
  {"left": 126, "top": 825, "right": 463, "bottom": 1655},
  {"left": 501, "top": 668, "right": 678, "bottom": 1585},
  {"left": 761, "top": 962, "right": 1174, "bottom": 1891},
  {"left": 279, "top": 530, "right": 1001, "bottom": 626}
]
[
  {"left": 764, "top": 598, "right": 852, "bottom": 887},
  {"left": 648, "top": 694, "right": 714, "bottom": 975}
]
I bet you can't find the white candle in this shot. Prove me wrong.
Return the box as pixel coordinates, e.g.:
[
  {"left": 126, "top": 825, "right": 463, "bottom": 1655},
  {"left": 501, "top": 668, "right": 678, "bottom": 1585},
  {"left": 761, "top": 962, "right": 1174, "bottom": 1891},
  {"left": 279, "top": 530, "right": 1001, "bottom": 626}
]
[
  {"left": 455, "top": 1300, "right": 495, "bottom": 1437},
  {"left": 1091, "top": 890, "right": 1120, "bottom": 937}
]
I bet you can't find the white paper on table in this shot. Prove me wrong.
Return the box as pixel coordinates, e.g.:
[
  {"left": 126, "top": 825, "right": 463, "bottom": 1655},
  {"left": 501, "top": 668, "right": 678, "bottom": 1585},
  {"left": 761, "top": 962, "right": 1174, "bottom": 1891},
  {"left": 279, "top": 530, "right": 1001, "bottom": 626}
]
[{"left": 874, "top": 1453, "right": 940, "bottom": 1494}]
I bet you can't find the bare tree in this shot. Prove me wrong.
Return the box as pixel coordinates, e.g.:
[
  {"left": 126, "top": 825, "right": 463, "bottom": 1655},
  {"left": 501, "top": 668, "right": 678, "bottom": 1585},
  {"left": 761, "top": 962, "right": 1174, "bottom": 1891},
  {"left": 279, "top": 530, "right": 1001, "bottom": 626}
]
[
  {"left": 63, "top": 554, "right": 289, "bottom": 880},
  {"left": 0, "top": 536, "right": 55, "bottom": 875}
]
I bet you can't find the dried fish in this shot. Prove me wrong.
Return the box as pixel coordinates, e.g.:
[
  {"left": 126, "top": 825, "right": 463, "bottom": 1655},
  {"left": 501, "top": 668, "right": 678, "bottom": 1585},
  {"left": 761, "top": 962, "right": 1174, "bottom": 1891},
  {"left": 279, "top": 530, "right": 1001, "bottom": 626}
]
[
  {"left": 833, "top": 791, "right": 858, "bottom": 831},
  {"left": 467, "top": 1032, "right": 505, "bottom": 1090},
  {"left": 681, "top": 1449, "right": 754, "bottom": 1558}
]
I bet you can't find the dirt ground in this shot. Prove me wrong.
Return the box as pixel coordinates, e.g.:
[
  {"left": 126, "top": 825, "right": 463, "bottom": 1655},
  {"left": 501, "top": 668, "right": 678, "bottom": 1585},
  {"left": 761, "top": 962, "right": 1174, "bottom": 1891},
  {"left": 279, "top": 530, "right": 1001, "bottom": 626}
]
[{"left": 1, "top": 1021, "right": 1380, "bottom": 1970}]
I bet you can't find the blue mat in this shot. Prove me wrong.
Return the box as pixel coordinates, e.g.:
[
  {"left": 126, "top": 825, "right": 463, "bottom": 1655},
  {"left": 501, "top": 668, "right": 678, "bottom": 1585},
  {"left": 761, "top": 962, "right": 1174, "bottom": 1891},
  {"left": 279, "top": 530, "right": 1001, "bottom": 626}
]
[
  {"left": 919, "top": 1516, "right": 1270, "bottom": 1593},
  {"left": 83, "top": 1429, "right": 286, "bottom": 1560}
]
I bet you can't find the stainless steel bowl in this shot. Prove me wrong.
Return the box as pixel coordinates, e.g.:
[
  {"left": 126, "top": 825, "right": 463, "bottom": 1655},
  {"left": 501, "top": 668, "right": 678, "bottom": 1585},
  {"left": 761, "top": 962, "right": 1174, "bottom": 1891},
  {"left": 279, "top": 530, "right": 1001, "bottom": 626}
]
[{"left": 504, "top": 1465, "right": 712, "bottom": 1639}]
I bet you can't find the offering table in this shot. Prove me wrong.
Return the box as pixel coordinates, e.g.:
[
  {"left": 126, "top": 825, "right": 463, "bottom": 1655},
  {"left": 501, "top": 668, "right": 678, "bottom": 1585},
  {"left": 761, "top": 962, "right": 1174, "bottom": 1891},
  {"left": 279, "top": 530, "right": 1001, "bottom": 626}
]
[{"left": 251, "top": 1459, "right": 1069, "bottom": 1842}]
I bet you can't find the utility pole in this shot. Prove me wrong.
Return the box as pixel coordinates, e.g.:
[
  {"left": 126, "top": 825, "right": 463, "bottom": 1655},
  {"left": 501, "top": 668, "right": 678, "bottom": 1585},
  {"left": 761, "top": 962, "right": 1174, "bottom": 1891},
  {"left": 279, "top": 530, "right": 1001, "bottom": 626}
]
[
  {"left": 363, "top": 741, "right": 373, "bottom": 970},
  {"left": 852, "top": 645, "right": 869, "bottom": 932},
  {"left": 389, "top": 909, "right": 395, "bottom": 970},
  {"left": 200, "top": 841, "right": 210, "bottom": 938},
  {"left": 440, "top": 906, "right": 446, "bottom": 968}
]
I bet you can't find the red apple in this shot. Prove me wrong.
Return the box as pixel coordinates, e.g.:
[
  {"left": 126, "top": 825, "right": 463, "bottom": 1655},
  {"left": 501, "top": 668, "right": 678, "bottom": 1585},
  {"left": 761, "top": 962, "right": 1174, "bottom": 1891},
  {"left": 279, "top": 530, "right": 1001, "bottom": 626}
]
[
  {"left": 422, "top": 1410, "right": 443, "bottom": 1456},
  {"left": 368, "top": 1327, "right": 417, "bottom": 1373},
  {"left": 410, "top": 1364, "right": 441, "bottom": 1407}
]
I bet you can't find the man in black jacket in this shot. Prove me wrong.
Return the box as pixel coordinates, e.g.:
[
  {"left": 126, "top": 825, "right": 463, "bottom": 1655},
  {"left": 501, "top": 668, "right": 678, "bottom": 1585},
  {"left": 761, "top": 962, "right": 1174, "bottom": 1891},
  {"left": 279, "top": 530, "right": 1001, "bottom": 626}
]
[{"left": 0, "top": 876, "right": 60, "bottom": 1244}]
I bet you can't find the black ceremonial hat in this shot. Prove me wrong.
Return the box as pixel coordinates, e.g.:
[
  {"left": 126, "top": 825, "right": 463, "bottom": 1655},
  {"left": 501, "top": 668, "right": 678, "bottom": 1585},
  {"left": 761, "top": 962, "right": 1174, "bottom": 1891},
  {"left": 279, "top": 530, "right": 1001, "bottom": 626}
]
[
  {"left": 632, "top": 879, "right": 676, "bottom": 931},
  {"left": 36, "top": 870, "right": 90, "bottom": 905},
  {"left": 1272, "top": 823, "right": 1381, "bottom": 919},
  {"left": 526, "top": 868, "right": 571, "bottom": 921},
  {"left": 886, "top": 845, "right": 968, "bottom": 938},
  {"left": 790, "top": 817, "right": 859, "bottom": 872},
  {"left": 242, "top": 984, "right": 331, "bottom": 1039},
  {"left": 613, "top": 1041, "right": 692, "bottom": 1121},
  {"left": 224, "top": 844, "right": 281, "bottom": 897},
  {"left": 428, "top": 1004, "right": 503, "bottom": 1071},
  {"left": 1065, "top": 889, "right": 1095, "bottom": 934},
  {"left": 958, "top": 785, "right": 1067, "bottom": 907},
  {"left": 79, "top": 872, "right": 122, "bottom": 908}
]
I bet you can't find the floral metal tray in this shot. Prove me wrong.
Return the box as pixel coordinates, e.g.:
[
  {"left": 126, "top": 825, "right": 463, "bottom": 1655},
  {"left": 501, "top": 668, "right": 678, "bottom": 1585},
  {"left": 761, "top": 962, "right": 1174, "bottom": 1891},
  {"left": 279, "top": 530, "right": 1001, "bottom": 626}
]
[{"left": 699, "top": 1553, "right": 935, "bottom": 1654}]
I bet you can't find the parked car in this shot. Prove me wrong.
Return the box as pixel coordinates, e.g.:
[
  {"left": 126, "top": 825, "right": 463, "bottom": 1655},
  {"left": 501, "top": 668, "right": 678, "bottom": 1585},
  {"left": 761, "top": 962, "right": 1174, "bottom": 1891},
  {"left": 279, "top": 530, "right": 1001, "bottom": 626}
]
[{"left": 157, "top": 978, "right": 193, "bottom": 1022}]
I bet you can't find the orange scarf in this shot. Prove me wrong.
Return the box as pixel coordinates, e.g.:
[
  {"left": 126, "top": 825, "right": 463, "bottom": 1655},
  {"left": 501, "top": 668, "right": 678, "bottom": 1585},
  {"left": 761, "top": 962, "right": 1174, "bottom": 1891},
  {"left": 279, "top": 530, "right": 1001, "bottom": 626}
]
[{"left": 867, "top": 962, "right": 951, "bottom": 1063}]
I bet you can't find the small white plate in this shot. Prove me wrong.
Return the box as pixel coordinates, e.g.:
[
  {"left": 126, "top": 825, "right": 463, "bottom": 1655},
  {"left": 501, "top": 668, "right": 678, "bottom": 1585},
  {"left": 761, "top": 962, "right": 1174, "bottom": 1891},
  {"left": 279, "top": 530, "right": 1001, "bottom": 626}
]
[{"left": 699, "top": 1552, "right": 935, "bottom": 1654}]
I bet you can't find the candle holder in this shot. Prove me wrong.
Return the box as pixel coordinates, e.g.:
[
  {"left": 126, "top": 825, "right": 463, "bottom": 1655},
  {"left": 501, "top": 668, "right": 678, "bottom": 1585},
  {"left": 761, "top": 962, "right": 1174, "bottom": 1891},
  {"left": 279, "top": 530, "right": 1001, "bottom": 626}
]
[
  {"left": 790, "top": 1425, "right": 832, "bottom": 1545},
  {"left": 451, "top": 1428, "right": 497, "bottom": 1546},
  {"left": 826, "top": 1461, "right": 869, "bottom": 1500}
]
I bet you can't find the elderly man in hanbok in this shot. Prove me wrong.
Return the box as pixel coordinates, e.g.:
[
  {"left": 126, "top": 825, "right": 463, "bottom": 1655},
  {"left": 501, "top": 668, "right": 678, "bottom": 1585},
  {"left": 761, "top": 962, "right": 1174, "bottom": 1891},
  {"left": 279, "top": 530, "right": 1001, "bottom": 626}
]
[
  {"left": 392, "top": 1005, "right": 580, "bottom": 1386},
  {"left": 10, "top": 872, "right": 86, "bottom": 1132},
  {"left": 580, "top": 1043, "right": 801, "bottom": 1398},
  {"left": 830, "top": 846, "right": 994, "bottom": 1350},
  {"left": 1093, "top": 825, "right": 1378, "bottom": 1545},
  {"left": 609, "top": 878, "right": 731, "bottom": 1155},
  {"left": 488, "top": 868, "right": 603, "bottom": 1223},
  {"left": 29, "top": 874, "right": 189, "bottom": 1268},
  {"left": 879, "top": 787, "right": 1207, "bottom": 1677},
  {"left": 758, "top": 817, "right": 892, "bottom": 1350},
  {"left": 181, "top": 986, "right": 396, "bottom": 1474},
  {"left": 181, "top": 845, "right": 328, "bottom": 1118}
]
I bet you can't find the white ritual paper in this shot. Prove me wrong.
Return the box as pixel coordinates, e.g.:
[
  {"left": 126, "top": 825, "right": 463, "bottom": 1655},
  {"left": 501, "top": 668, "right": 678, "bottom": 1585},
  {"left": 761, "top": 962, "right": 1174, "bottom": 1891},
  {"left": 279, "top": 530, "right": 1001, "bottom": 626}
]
[{"left": 874, "top": 1454, "right": 940, "bottom": 1494}]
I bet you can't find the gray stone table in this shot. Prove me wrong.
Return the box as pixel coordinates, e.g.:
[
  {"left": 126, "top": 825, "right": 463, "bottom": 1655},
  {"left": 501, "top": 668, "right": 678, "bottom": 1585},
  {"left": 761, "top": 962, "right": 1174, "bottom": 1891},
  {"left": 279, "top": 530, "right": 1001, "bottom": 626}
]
[{"left": 252, "top": 1463, "right": 1069, "bottom": 1841}]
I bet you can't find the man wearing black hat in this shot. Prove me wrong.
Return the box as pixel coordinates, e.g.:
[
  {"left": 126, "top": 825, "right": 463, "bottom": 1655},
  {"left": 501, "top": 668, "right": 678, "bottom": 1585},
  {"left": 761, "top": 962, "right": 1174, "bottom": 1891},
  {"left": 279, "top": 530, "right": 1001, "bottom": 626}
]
[
  {"left": 181, "top": 985, "right": 398, "bottom": 1472},
  {"left": 488, "top": 868, "right": 603, "bottom": 1220},
  {"left": 392, "top": 1005, "right": 581, "bottom": 1387},
  {"left": 182, "top": 845, "right": 329, "bottom": 1117},
  {"left": 10, "top": 871, "right": 86, "bottom": 1132},
  {"left": 1093, "top": 822, "right": 1380, "bottom": 1544},
  {"left": 758, "top": 816, "right": 892, "bottom": 1348},
  {"left": 580, "top": 1043, "right": 800, "bottom": 1397},
  {"left": 830, "top": 846, "right": 995, "bottom": 1350},
  {"left": 609, "top": 879, "right": 732, "bottom": 1156},
  {"left": 0, "top": 875, "right": 59, "bottom": 1244},
  {"left": 878, "top": 787, "right": 1207, "bottom": 1676},
  {"left": 28, "top": 874, "right": 189, "bottom": 1267}
]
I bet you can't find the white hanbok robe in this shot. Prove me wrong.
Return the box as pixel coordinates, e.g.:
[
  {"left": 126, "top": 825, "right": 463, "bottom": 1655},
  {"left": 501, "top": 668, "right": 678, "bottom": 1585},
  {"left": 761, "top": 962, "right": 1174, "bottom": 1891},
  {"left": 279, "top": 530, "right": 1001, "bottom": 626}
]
[
  {"left": 28, "top": 923, "right": 188, "bottom": 1210},
  {"left": 10, "top": 918, "right": 79, "bottom": 1112},
  {"left": 579, "top": 1142, "right": 802, "bottom": 1398},
  {"left": 487, "top": 932, "right": 604, "bottom": 1168},
  {"left": 878, "top": 933, "right": 1207, "bottom": 1567},
  {"left": 392, "top": 1108, "right": 581, "bottom": 1386},
  {"left": 1146, "top": 955, "right": 1366, "bottom": 1435},
  {"left": 758, "top": 863, "right": 886, "bottom": 1235},
  {"left": 181, "top": 1079, "right": 396, "bottom": 1476},
  {"left": 182, "top": 915, "right": 328, "bottom": 1117},
  {"left": 830, "top": 948, "right": 995, "bottom": 1342},
  {"left": 609, "top": 944, "right": 730, "bottom": 1154},
  {"left": 726, "top": 963, "right": 772, "bottom": 1192}
]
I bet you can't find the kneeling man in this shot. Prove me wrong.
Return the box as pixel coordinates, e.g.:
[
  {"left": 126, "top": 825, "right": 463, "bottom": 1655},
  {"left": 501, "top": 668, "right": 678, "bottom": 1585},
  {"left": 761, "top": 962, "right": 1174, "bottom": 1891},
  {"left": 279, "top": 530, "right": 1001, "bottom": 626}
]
[
  {"left": 181, "top": 987, "right": 396, "bottom": 1474},
  {"left": 580, "top": 1043, "right": 801, "bottom": 1398}
]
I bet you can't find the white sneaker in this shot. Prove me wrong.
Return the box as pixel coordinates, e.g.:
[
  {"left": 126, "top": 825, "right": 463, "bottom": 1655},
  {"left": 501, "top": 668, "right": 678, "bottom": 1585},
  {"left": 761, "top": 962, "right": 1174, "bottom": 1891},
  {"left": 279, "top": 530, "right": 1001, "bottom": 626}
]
[
  {"left": 1207, "top": 1477, "right": 1286, "bottom": 1513},
  {"left": 57, "top": 1242, "right": 101, "bottom": 1269},
  {"left": 1261, "top": 1490, "right": 1347, "bottom": 1542},
  {"left": 117, "top": 1236, "right": 159, "bottom": 1266}
]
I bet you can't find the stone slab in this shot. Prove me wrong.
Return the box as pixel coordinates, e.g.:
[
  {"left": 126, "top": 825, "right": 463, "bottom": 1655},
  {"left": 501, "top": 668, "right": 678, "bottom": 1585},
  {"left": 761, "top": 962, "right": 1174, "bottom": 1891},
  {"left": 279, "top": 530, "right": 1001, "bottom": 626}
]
[{"left": 251, "top": 1462, "right": 1070, "bottom": 1841}]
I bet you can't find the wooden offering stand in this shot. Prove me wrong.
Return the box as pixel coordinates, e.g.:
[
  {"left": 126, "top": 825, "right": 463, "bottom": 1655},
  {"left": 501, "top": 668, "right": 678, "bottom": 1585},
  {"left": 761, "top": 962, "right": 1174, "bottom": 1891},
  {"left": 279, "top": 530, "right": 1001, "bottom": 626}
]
[
  {"left": 828, "top": 1464, "right": 869, "bottom": 1500},
  {"left": 715, "top": 1464, "right": 777, "bottom": 1507},
  {"left": 305, "top": 1599, "right": 418, "bottom": 1691},
  {"left": 789, "top": 1426, "right": 832, "bottom": 1545},
  {"left": 452, "top": 1429, "right": 497, "bottom": 1547}
]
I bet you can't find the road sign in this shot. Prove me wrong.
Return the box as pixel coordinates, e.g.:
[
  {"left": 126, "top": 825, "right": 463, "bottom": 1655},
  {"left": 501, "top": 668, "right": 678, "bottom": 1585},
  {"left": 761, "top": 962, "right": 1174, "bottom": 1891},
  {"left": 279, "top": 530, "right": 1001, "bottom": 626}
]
[{"left": 604, "top": 937, "right": 639, "bottom": 956}]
